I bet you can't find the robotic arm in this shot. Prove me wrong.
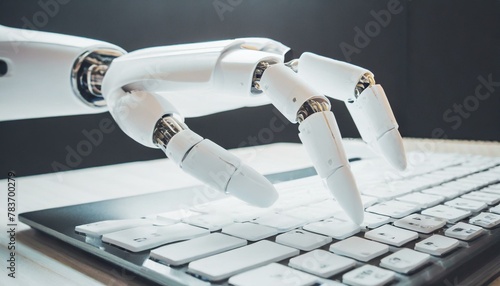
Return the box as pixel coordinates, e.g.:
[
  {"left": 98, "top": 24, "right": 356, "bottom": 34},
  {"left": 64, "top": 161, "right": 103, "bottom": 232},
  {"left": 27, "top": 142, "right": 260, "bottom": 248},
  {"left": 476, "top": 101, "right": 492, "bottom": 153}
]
[{"left": 0, "top": 25, "right": 407, "bottom": 224}]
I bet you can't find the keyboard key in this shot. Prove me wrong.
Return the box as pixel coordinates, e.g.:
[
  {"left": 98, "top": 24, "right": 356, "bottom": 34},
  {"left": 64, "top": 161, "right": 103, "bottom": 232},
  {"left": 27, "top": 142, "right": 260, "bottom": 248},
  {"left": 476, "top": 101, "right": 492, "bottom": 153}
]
[
  {"left": 188, "top": 240, "right": 299, "bottom": 281},
  {"left": 361, "top": 183, "right": 411, "bottom": 200},
  {"left": 336, "top": 211, "right": 391, "bottom": 229},
  {"left": 222, "top": 223, "right": 277, "bottom": 241},
  {"left": 272, "top": 193, "right": 328, "bottom": 212},
  {"left": 308, "top": 199, "right": 342, "bottom": 211},
  {"left": 380, "top": 248, "right": 430, "bottom": 274},
  {"left": 396, "top": 192, "right": 444, "bottom": 208},
  {"left": 463, "top": 172, "right": 499, "bottom": 186},
  {"left": 462, "top": 191, "right": 500, "bottom": 205},
  {"left": 75, "top": 218, "right": 173, "bottom": 237},
  {"left": 422, "top": 205, "right": 471, "bottom": 223},
  {"left": 342, "top": 265, "right": 395, "bottom": 286},
  {"left": 281, "top": 206, "right": 336, "bottom": 223},
  {"left": 358, "top": 195, "right": 378, "bottom": 208},
  {"left": 190, "top": 197, "right": 244, "bottom": 214},
  {"left": 204, "top": 203, "right": 271, "bottom": 222},
  {"left": 415, "top": 235, "right": 460, "bottom": 256},
  {"left": 304, "top": 217, "right": 360, "bottom": 240},
  {"left": 150, "top": 233, "right": 246, "bottom": 265},
  {"left": 482, "top": 186, "right": 500, "bottom": 195},
  {"left": 289, "top": 249, "right": 356, "bottom": 278},
  {"left": 445, "top": 198, "right": 487, "bottom": 212},
  {"left": 439, "top": 166, "right": 472, "bottom": 179},
  {"left": 228, "top": 263, "right": 318, "bottom": 286},
  {"left": 182, "top": 214, "right": 233, "bottom": 231},
  {"left": 156, "top": 209, "right": 202, "bottom": 222},
  {"left": 491, "top": 204, "right": 500, "bottom": 214},
  {"left": 329, "top": 236, "right": 389, "bottom": 262},
  {"left": 403, "top": 176, "right": 440, "bottom": 191},
  {"left": 318, "top": 281, "right": 345, "bottom": 286},
  {"left": 288, "top": 249, "right": 356, "bottom": 278},
  {"left": 366, "top": 200, "right": 420, "bottom": 218},
  {"left": 416, "top": 172, "right": 453, "bottom": 186},
  {"left": 276, "top": 229, "right": 332, "bottom": 251},
  {"left": 421, "top": 186, "right": 460, "bottom": 200},
  {"left": 445, "top": 222, "right": 485, "bottom": 241},
  {"left": 487, "top": 183, "right": 500, "bottom": 190},
  {"left": 425, "top": 169, "right": 461, "bottom": 182},
  {"left": 365, "top": 225, "right": 419, "bottom": 247},
  {"left": 394, "top": 214, "right": 446, "bottom": 234},
  {"left": 102, "top": 223, "right": 209, "bottom": 252},
  {"left": 252, "top": 213, "right": 306, "bottom": 232},
  {"left": 442, "top": 180, "right": 481, "bottom": 194},
  {"left": 469, "top": 212, "right": 500, "bottom": 228},
  {"left": 363, "top": 213, "right": 392, "bottom": 229}
]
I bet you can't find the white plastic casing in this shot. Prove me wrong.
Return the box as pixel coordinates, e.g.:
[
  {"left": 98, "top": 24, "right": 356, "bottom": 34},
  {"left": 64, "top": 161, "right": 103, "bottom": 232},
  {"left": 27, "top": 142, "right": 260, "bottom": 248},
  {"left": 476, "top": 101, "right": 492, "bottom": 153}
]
[
  {"left": 175, "top": 137, "right": 241, "bottom": 191},
  {"left": 299, "top": 111, "right": 347, "bottom": 178},
  {"left": 102, "top": 38, "right": 288, "bottom": 119},
  {"left": 297, "top": 52, "right": 406, "bottom": 170},
  {"left": 0, "top": 25, "right": 125, "bottom": 121},
  {"left": 346, "top": 85, "right": 397, "bottom": 143},
  {"left": 101, "top": 38, "right": 288, "bottom": 148},
  {"left": 298, "top": 111, "right": 364, "bottom": 224},
  {"left": 166, "top": 130, "right": 279, "bottom": 207},
  {"left": 164, "top": 129, "right": 203, "bottom": 164},
  {"left": 259, "top": 63, "right": 324, "bottom": 123},
  {"left": 346, "top": 86, "right": 406, "bottom": 170},
  {"left": 298, "top": 52, "right": 369, "bottom": 102},
  {"left": 110, "top": 90, "right": 180, "bottom": 148}
]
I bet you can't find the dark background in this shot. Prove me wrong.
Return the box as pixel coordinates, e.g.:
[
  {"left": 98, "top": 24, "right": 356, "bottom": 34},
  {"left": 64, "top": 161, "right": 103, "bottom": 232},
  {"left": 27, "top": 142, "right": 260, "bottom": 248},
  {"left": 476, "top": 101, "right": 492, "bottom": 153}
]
[{"left": 1, "top": 0, "right": 499, "bottom": 178}]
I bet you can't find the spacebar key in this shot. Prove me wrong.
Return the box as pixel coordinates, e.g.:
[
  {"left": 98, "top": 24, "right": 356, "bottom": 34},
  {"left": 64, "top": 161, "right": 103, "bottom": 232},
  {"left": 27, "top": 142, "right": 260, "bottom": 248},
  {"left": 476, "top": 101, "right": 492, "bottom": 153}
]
[{"left": 188, "top": 240, "right": 299, "bottom": 281}]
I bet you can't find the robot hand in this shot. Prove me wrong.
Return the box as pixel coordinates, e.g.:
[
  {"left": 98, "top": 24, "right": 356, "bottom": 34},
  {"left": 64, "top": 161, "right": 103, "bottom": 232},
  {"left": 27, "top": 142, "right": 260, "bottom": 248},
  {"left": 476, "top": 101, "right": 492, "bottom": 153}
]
[
  {"left": 0, "top": 25, "right": 407, "bottom": 223},
  {"left": 256, "top": 58, "right": 407, "bottom": 224}
]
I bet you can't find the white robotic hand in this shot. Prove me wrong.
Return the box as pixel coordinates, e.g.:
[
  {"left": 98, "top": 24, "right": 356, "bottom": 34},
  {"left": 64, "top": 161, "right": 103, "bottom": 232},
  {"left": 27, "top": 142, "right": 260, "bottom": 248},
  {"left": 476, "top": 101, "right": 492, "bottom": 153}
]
[
  {"left": 99, "top": 39, "right": 287, "bottom": 208},
  {"left": 0, "top": 25, "right": 407, "bottom": 223},
  {"left": 0, "top": 26, "right": 281, "bottom": 208}
]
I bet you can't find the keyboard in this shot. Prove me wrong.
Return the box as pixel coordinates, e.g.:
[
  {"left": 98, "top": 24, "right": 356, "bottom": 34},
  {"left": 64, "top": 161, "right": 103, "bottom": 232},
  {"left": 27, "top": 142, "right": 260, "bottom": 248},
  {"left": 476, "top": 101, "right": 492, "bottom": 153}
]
[{"left": 19, "top": 151, "right": 500, "bottom": 286}]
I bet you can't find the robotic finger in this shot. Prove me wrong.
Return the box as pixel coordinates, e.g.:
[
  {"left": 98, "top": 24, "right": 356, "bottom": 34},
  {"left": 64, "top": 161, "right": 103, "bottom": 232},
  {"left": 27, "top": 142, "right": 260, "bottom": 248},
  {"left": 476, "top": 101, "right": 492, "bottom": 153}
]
[
  {"left": 297, "top": 53, "right": 407, "bottom": 171},
  {"left": 112, "top": 90, "right": 279, "bottom": 207},
  {"left": 102, "top": 58, "right": 282, "bottom": 208},
  {"left": 2, "top": 24, "right": 405, "bottom": 221},
  {"left": 258, "top": 63, "right": 364, "bottom": 224},
  {"left": 0, "top": 25, "right": 281, "bottom": 208}
]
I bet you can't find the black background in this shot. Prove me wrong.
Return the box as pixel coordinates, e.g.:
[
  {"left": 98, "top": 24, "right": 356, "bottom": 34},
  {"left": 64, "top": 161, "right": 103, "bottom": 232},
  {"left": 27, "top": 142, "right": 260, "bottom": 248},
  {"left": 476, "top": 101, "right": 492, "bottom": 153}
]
[{"left": 1, "top": 0, "right": 499, "bottom": 178}]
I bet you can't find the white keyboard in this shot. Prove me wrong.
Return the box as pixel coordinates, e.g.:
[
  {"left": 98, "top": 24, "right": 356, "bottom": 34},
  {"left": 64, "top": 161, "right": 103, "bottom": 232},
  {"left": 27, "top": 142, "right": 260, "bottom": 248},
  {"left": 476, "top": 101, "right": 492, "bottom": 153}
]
[{"left": 73, "top": 152, "right": 500, "bottom": 285}]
